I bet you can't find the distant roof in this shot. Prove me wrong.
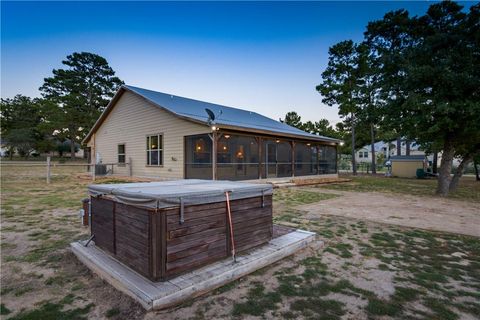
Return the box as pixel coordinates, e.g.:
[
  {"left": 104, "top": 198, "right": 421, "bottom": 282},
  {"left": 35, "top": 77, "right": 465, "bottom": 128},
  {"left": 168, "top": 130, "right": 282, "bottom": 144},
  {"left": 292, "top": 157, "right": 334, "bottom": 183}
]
[
  {"left": 390, "top": 155, "right": 425, "bottom": 162},
  {"left": 83, "top": 85, "right": 341, "bottom": 144},
  {"left": 361, "top": 140, "right": 421, "bottom": 152}
]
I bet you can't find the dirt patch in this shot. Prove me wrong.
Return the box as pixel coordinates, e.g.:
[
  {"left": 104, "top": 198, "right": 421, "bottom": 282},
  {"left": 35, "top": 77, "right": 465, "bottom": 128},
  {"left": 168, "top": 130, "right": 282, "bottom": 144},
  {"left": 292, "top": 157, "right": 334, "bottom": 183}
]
[{"left": 298, "top": 188, "right": 480, "bottom": 237}]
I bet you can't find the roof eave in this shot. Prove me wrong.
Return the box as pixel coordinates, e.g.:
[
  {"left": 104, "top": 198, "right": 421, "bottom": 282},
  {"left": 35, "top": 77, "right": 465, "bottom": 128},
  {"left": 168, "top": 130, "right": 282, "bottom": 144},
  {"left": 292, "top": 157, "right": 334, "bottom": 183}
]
[
  {"left": 82, "top": 86, "right": 127, "bottom": 145},
  {"left": 215, "top": 124, "right": 341, "bottom": 144}
]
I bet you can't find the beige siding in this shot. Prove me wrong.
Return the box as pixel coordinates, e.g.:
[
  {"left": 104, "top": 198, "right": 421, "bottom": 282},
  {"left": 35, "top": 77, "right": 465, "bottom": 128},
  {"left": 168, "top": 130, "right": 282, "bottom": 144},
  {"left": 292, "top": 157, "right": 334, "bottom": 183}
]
[
  {"left": 88, "top": 91, "right": 210, "bottom": 179},
  {"left": 391, "top": 161, "right": 424, "bottom": 178}
]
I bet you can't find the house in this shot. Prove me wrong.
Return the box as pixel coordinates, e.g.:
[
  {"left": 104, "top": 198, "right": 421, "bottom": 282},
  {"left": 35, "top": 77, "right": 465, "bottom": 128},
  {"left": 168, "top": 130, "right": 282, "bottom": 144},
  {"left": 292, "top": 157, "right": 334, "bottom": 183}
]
[
  {"left": 355, "top": 140, "right": 425, "bottom": 164},
  {"left": 83, "top": 85, "right": 341, "bottom": 181}
]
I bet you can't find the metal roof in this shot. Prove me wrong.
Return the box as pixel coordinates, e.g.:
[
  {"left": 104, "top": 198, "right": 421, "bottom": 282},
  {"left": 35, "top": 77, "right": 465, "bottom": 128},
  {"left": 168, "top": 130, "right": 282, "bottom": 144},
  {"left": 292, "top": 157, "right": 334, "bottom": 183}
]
[
  {"left": 83, "top": 85, "right": 341, "bottom": 144},
  {"left": 390, "top": 155, "right": 425, "bottom": 161}
]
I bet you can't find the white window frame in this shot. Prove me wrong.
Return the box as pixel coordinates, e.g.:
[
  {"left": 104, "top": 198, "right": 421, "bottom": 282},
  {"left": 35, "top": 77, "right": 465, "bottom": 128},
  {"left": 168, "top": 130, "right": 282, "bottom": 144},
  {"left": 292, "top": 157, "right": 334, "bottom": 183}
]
[
  {"left": 118, "top": 143, "right": 126, "bottom": 165},
  {"left": 146, "top": 134, "right": 163, "bottom": 166}
]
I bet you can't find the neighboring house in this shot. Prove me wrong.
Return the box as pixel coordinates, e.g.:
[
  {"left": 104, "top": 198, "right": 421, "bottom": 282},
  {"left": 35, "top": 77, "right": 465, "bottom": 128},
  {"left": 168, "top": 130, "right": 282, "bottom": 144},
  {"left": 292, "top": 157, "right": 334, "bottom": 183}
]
[
  {"left": 83, "top": 85, "right": 341, "bottom": 181},
  {"left": 355, "top": 140, "right": 425, "bottom": 164},
  {"left": 356, "top": 140, "right": 462, "bottom": 167},
  {"left": 0, "top": 139, "right": 8, "bottom": 157}
]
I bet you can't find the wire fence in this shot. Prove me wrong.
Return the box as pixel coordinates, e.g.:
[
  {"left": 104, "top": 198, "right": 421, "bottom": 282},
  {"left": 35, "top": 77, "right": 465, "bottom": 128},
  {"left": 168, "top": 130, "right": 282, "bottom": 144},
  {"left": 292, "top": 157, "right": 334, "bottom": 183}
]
[{"left": 1, "top": 157, "right": 132, "bottom": 183}]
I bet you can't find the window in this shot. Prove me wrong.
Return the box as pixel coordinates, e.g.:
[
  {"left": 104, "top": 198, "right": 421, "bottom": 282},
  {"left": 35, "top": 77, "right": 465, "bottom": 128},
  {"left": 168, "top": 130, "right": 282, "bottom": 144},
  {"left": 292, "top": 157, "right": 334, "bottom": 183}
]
[
  {"left": 363, "top": 151, "right": 368, "bottom": 158},
  {"left": 118, "top": 144, "right": 126, "bottom": 164},
  {"left": 359, "top": 152, "right": 363, "bottom": 158},
  {"left": 146, "top": 134, "right": 163, "bottom": 166}
]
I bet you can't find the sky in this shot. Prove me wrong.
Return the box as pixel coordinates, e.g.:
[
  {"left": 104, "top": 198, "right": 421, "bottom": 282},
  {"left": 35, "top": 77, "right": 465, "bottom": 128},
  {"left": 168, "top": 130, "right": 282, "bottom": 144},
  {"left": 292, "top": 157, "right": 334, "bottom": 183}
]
[{"left": 0, "top": 1, "right": 459, "bottom": 124}]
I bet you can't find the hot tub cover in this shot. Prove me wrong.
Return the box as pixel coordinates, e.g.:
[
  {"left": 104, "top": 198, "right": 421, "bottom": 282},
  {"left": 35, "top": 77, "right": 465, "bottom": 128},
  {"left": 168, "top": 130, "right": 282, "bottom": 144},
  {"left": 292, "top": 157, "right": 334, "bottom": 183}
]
[{"left": 88, "top": 179, "right": 273, "bottom": 209}]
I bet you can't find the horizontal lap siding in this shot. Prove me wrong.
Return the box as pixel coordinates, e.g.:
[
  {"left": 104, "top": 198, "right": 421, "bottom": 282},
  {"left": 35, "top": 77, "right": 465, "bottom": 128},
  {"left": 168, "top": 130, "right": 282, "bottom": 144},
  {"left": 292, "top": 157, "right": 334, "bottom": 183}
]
[
  {"left": 165, "top": 201, "right": 229, "bottom": 277},
  {"left": 163, "top": 196, "right": 272, "bottom": 278},
  {"left": 89, "top": 91, "right": 210, "bottom": 179},
  {"left": 231, "top": 195, "right": 273, "bottom": 252},
  {"left": 91, "top": 195, "right": 273, "bottom": 281},
  {"left": 114, "top": 204, "right": 151, "bottom": 277},
  {"left": 91, "top": 198, "right": 115, "bottom": 254}
]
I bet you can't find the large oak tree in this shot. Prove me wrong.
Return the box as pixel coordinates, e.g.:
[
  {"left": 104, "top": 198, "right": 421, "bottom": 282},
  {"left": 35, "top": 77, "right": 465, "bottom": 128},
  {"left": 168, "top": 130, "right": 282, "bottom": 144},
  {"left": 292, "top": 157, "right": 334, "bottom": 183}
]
[{"left": 366, "top": 2, "right": 480, "bottom": 195}]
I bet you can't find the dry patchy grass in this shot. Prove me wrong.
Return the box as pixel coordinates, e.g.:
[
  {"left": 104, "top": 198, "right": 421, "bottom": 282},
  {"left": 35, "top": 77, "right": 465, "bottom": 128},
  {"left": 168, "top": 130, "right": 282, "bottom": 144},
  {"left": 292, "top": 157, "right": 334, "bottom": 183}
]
[{"left": 1, "top": 165, "right": 479, "bottom": 320}]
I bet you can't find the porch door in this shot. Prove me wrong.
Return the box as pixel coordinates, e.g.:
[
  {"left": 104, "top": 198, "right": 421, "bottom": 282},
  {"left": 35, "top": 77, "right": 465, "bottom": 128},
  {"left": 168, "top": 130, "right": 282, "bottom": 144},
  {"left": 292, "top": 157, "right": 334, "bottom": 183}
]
[{"left": 266, "top": 143, "right": 277, "bottom": 178}]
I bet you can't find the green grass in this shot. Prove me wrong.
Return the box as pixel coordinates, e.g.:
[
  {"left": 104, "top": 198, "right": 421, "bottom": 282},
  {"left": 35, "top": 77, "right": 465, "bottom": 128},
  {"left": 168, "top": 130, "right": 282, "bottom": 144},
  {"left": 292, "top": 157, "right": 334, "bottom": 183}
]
[
  {"left": 1, "top": 303, "right": 12, "bottom": 315},
  {"left": 290, "top": 298, "right": 345, "bottom": 320},
  {"left": 273, "top": 189, "right": 338, "bottom": 206},
  {"left": 105, "top": 307, "right": 121, "bottom": 318},
  {"left": 232, "top": 283, "right": 282, "bottom": 316},
  {"left": 366, "top": 298, "right": 402, "bottom": 317},
  {"left": 323, "top": 175, "right": 480, "bottom": 202},
  {"left": 7, "top": 301, "right": 93, "bottom": 320}
]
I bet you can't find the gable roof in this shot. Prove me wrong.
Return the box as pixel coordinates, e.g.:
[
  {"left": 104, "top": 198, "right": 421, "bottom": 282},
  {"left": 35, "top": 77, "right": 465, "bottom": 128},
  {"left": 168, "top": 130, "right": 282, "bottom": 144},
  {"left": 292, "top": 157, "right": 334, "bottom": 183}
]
[{"left": 83, "top": 85, "right": 341, "bottom": 144}]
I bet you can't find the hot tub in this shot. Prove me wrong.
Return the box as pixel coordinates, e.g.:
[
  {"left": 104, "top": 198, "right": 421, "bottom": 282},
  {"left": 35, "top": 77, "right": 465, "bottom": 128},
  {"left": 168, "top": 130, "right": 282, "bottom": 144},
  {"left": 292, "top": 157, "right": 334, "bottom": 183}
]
[{"left": 87, "top": 180, "right": 273, "bottom": 281}]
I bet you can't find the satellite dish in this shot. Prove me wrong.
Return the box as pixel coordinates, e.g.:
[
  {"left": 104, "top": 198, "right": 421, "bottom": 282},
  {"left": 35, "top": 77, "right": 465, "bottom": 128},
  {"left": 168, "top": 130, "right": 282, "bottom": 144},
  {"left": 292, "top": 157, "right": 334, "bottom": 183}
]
[{"left": 205, "top": 108, "right": 215, "bottom": 122}]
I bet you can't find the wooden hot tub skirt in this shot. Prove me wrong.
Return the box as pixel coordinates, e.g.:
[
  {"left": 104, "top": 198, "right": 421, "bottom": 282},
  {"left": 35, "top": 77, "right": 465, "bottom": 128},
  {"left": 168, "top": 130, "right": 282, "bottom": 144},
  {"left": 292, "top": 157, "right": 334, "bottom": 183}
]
[{"left": 90, "top": 195, "right": 273, "bottom": 281}]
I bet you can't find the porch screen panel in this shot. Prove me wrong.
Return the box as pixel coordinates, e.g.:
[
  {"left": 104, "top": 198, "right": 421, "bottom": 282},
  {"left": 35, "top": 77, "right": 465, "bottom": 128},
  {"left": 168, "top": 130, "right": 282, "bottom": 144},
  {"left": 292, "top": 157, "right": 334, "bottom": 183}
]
[
  {"left": 217, "top": 134, "right": 259, "bottom": 180},
  {"left": 185, "top": 134, "right": 213, "bottom": 179},
  {"left": 295, "top": 143, "right": 318, "bottom": 176},
  {"left": 318, "top": 145, "right": 337, "bottom": 174},
  {"left": 276, "top": 141, "right": 292, "bottom": 178}
]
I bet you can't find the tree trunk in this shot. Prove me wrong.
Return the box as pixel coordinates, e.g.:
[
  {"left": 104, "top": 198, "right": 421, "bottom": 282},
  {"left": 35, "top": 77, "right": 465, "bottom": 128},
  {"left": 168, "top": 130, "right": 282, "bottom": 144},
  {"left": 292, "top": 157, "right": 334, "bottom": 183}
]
[
  {"left": 351, "top": 115, "right": 357, "bottom": 175},
  {"left": 70, "top": 137, "right": 76, "bottom": 160},
  {"left": 370, "top": 123, "right": 376, "bottom": 174},
  {"left": 396, "top": 136, "right": 401, "bottom": 156},
  {"left": 433, "top": 151, "right": 438, "bottom": 174},
  {"left": 474, "top": 159, "right": 479, "bottom": 181},
  {"left": 436, "top": 139, "right": 455, "bottom": 196},
  {"left": 449, "top": 154, "right": 473, "bottom": 192},
  {"left": 406, "top": 140, "right": 410, "bottom": 156}
]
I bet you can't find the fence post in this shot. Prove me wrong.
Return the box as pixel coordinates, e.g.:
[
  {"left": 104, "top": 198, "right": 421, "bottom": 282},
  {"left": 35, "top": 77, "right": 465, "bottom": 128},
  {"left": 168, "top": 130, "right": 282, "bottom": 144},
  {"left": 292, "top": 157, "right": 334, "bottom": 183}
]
[
  {"left": 46, "top": 156, "right": 51, "bottom": 184},
  {"left": 128, "top": 157, "right": 132, "bottom": 176}
]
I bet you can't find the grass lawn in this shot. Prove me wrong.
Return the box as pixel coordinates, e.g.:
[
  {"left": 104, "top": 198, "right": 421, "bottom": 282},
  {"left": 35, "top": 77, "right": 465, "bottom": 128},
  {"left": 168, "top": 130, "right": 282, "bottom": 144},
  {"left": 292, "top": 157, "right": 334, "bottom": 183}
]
[
  {"left": 325, "top": 174, "right": 480, "bottom": 202},
  {"left": 1, "top": 165, "right": 479, "bottom": 319}
]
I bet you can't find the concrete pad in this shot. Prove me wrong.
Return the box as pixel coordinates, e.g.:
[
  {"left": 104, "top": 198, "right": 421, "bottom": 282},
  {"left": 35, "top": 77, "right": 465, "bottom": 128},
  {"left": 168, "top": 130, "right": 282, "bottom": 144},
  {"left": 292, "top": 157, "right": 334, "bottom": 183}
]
[{"left": 70, "top": 229, "right": 316, "bottom": 310}]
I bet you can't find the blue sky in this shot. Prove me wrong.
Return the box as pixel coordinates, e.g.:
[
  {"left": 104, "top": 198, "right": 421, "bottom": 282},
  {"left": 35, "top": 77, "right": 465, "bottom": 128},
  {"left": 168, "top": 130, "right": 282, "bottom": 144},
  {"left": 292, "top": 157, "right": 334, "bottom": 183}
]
[{"left": 1, "top": 1, "right": 459, "bottom": 123}]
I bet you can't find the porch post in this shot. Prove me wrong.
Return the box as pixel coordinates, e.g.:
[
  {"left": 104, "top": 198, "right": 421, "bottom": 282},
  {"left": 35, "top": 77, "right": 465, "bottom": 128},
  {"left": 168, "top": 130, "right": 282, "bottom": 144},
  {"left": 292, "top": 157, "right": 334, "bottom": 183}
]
[
  {"left": 291, "top": 141, "right": 295, "bottom": 177},
  {"left": 212, "top": 131, "right": 217, "bottom": 180},
  {"left": 257, "top": 136, "right": 262, "bottom": 179},
  {"left": 209, "top": 131, "right": 222, "bottom": 180}
]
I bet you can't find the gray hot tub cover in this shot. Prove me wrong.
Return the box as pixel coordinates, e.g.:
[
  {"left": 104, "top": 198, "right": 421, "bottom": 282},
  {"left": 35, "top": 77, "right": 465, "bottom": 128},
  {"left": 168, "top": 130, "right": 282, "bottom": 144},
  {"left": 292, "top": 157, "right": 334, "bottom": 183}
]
[{"left": 88, "top": 179, "right": 273, "bottom": 209}]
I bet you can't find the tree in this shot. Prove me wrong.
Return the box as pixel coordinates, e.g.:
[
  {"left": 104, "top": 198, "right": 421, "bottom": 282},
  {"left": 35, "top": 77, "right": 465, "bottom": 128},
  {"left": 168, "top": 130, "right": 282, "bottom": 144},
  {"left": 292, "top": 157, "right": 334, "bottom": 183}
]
[
  {"left": 0, "top": 95, "right": 43, "bottom": 159},
  {"left": 473, "top": 154, "right": 480, "bottom": 181},
  {"left": 364, "top": 2, "right": 480, "bottom": 196},
  {"left": 280, "top": 111, "right": 303, "bottom": 129},
  {"left": 317, "top": 40, "right": 365, "bottom": 175},
  {"left": 353, "top": 42, "right": 384, "bottom": 174},
  {"left": 40, "top": 52, "right": 123, "bottom": 159}
]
